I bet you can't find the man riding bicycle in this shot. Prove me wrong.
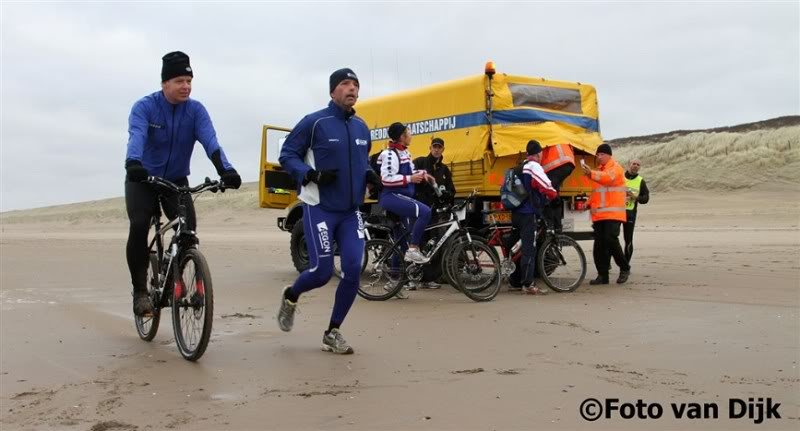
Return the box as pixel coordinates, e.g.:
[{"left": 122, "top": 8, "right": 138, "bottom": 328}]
[
  {"left": 377, "top": 122, "right": 435, "bottom": 268},
  {"left": 125, "top": 51, "right": 241, "bottom": 317}
]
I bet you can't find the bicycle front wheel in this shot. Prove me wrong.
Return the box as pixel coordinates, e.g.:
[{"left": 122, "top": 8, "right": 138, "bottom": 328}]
[
  {"left": 357, "top": 239, "right": 404, "bottom": 301},
  {"left": 448, "top": 240, "right": 502, "bottom": 302},
  {"left": 172, "top": 248, "right": 214, "bottom": 361},
  {"left": 135, "top": 252, "right": 161, "bottom": 341},
  {"left": 537, "top": 235, "right": 586, "bottom": 292}
]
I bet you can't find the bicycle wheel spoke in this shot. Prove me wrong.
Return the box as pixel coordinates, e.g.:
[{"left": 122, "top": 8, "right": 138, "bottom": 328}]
[
  {"left": 172, "top": 249, "right": 213, "bottom": 360},
  {"left": 538, "top": 235, "right": 586, "bottom": 292}
]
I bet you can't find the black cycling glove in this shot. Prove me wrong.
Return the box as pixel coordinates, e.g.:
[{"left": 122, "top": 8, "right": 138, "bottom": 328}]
[
  {"left": 221, "top": 169, "right": 242, "bottom": 189},
  {"left": 303, "top": 169, "right": 338, "bottom": 186},
  {"left": 125, "top": 159, "right": 148, "bottom": 182}
]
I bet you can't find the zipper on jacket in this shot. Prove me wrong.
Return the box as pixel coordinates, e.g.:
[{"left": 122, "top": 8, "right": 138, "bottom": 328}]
[
  {"left": 346, "top": 119, "right": 353, "bottom": 208},
  {"left": 163, "top": 104, "right": 176, "bottom": 178}
]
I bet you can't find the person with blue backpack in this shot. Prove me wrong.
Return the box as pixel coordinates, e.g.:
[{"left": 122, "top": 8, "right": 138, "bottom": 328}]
[{"left": 505, "top": 140, "right": 558, "bottom": 294}]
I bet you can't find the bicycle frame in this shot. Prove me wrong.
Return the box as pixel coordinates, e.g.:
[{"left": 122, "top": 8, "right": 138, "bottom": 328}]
[
  {"left": 145, "top": 177, "right": 218, "bottom": 304},
  {"left": 384, "top": 200, "right": 471, "bottom": 263}
]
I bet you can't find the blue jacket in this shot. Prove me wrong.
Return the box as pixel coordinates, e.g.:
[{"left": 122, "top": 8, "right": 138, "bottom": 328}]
[
  {"left": 279, "top": 101, "right": 372, "bottom": 212},
  {"left": 126, "top": 91, "right": 233, "bottom": 181}
]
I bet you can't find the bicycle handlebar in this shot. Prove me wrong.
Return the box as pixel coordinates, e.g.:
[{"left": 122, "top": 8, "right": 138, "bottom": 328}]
[{"left": 145, "top": 176, "right": 225, "bottom": 195}]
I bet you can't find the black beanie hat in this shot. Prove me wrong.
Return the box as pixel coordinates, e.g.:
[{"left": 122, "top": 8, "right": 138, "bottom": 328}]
[
  {"left": 329, "top": 68, "right": 359, "bottom": 93},
  {"left": 161, "top": 51, "right": 193, "bottom": 82},
  {"left": 526, "top": 140, "right": 542, "bottom": 155},
  {"left": 596, "top": 143, "right": 613, "bottom": 155},
  {"left": 431, "top": 137, "right": 445, "bottom": 147},
  {"left": 387, "top": 122, "right": 407, "bottom": 141}
]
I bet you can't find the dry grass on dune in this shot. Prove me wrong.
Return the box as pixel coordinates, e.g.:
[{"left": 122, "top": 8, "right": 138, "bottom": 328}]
[{"left": 612, "top": 126, "right": 800, "bottom": 192}]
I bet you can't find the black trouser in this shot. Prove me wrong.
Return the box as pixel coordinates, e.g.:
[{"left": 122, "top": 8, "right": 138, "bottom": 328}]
[
  {"left": 509, "top": 212, "right": 537, "bottom": 288},
  {"left": 125, "top": 178, "right": 196, "bottom": 294},
  {"left": 623, "top": 220, "right": 636, "bottom": 263},
  {"left": 592, "top": 220, "right": 629, "bottom": 278},
  {"left": 544, "top": 164, "right": 574, "bottom": 230}
]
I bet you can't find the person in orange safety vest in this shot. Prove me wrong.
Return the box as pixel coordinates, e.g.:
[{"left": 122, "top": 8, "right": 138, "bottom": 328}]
[
  {"left": 581, "top": 143, "right": 631, "bottom": 285},
  {"left": 541, "top": 143, "right": 575, "bottom": 232}
]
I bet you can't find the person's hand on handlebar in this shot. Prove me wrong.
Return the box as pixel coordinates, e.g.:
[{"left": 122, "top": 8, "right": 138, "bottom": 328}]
[
  {"left": 220, "top": 169, "right": 242, "bottom": 189},
  {"left": 125, "top": 160, "right": 148, "bottom": 182}
]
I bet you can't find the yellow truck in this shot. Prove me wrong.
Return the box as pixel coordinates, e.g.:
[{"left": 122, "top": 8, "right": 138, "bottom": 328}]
[{"left": 260, "top": 63, "right": 603, "bottom": 272}]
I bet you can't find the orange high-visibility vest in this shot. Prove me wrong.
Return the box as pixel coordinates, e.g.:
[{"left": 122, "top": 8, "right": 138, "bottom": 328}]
[
  {"left": 541, "top": 144, "right": 575, "bottom": 173},
  {"left": 588, "top": 157, "right": 627, "bottom": 222}
]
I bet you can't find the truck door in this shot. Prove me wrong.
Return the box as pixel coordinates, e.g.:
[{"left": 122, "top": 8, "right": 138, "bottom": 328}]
[{"left": 259, "top": 125, "right": 296, "bottom": 209}]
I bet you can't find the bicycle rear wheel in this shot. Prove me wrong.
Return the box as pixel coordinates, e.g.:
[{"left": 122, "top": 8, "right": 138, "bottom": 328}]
[
  {"left": 135, "top": 253, "right": 161, "bottom": 341},
  {"left": 448, "top": 240, "right": 502, "bottom": 302},
  {"left": 357, "top": 239, "right": 404, "bottom": 301},
  {"left": 172, "top": 248, "right": 214, "bottom": 361},
  {"left": 537, "top": 235, "right": 586, "bottom": 292}
]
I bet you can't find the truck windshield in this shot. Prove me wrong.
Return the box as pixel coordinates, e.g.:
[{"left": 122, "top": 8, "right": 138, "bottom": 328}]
[{"left": 508, "top": 83, "right": 582, "bottom": 114}]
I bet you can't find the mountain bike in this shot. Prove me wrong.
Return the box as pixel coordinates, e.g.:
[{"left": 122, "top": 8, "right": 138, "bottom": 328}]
[
  {"left": 358, "top": 189, "right": 501, "bottom": 302},
  {"left": 483, "top": 212, "right": 586, "bottom": 292},
  {"left": 134, "top": 176, "right": 223, "bottom": 361}
]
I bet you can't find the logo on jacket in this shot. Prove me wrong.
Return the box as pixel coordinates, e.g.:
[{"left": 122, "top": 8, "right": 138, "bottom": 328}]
[
  {"left": 316, "top": 221, "right": 331, "bottom": 253},
  {"left": 355, "top": 139, "right": 368, "bottom": 146},
  {"left": 149, "top": 123, "right": 163, "bottom": 129}
]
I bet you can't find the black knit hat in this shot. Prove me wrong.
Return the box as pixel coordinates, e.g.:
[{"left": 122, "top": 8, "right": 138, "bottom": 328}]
[
  {"left": 526, "top": 140, "right": 542, "bottom": 155},
  {"left": 329, "top": 68, "right": 359, "bottom": 93},
  {"left": 596, "top": 143, "right": 613, "bottom": 155},
  {"left": 431, "top": 137, "right": 444, "bottom": 147},
  {"left": 388, "top": 122, "right": 407, "bottom": 141},
  {"left": 161, "top": 51, "right": 193, "bottom": 82}
]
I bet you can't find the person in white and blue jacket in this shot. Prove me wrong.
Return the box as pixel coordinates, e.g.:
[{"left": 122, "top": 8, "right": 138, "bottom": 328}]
[
  {"left": 276, "top": 68, "right": 382, "bottom": 355},
  {"left": 378, "top": 122, "right": 435, "bottom": 265},
  {"left": 125, "top": 51, "right": 241, "bottom": 318},
  {"left": 509, "top": 140, "right": 558, "bottom": 295}
]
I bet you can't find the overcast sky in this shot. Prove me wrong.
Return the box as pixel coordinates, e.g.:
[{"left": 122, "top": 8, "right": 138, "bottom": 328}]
[{"left": 1, "top": 1, "right": 798, "bottom": 211}]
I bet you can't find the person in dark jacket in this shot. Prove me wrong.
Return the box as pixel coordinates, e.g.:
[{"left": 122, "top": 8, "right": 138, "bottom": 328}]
[
  {"left": 411, "top": 137, "right": 456, "bottom": 289},
  {"left": 125, "top": 51, "right": 241, "bottom": 318},
  {"left": 624, "top": 159, "right": 650, "bottom": 263},
  {"left": 412, "top": 137, "right": 456, "bottom": 207},
  {"left": 276, "top": 68, "right": 381, "bottom": 355}
]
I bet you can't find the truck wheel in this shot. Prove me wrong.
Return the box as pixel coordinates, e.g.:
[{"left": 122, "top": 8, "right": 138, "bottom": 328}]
[{"left": 290, "top": 220, "right": 308, "bottom": 273}]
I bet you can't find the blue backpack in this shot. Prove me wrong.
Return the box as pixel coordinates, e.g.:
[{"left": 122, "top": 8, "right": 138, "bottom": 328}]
[{"left": 500, "top": 164, "right": 529, "bottom": 210}]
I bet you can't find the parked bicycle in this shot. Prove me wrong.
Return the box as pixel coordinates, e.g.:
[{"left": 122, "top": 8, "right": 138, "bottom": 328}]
[
  {"left": 134, "top": 176, "right": 223, "bottom": 361},
  {"left": 482, "top": 213, "right": 587, "bottom": 292},
  {"left": 358, "top": 189, "right": 501, "bottom": 302}
]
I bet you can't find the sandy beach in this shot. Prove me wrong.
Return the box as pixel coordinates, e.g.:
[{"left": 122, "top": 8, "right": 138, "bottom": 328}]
[{"left": 1, "top": 184, "right": 798, "bottom": 430}]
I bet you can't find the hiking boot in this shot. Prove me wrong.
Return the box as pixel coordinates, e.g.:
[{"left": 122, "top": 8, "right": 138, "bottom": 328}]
[
  {"left": 617, "top": 270, "right": 630, "bottom": 284},
  {"left": 421, "top": 281, "right": 441, "bottom": 289},
  {"left": 589, "top": 275, "right": 609, "bottom": 285},
  {"left": 404, "top": 248, "right": 429, "bottom": 264},
  {"left": 133, "top": 291, "right": 154, "bottom": 317},
  {"left": 277, "top": 286, "right": 297, "bottom": 332},
  {"left": 322, "top": 328, "right": 354, "bottom": 354}
]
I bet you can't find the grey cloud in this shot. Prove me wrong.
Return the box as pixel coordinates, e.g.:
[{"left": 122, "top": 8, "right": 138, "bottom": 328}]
[{"left": 1, "top": 1, "right": 797, "bottom": 210}]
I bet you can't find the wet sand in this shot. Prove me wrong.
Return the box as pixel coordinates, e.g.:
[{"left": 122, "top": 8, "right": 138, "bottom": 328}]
[{"left": 1, "top": 187, "right": 798, "bottom": 430}]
